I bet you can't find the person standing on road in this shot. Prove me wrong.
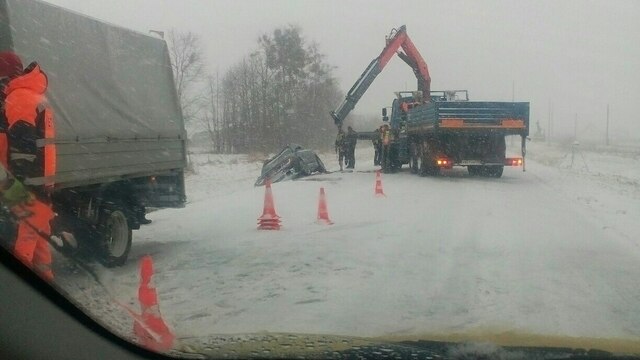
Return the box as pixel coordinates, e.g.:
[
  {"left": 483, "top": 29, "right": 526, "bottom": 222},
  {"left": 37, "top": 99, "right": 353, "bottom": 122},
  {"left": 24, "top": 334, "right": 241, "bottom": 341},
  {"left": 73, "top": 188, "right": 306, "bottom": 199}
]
[
  {"left": 380, "top": 124, "right": 392, "bottom": 172},
  {"left": 335, "top": 126, "right": 347, "bottom": 171},
  {"left": 372, "top": 126, "right": 382, "bottom": 166},
  {"left": 345, "top": 126, "right": 357, "bottom": 169},
  {"left": 0, "top": 51, "right": 57, "bottom": 281}
]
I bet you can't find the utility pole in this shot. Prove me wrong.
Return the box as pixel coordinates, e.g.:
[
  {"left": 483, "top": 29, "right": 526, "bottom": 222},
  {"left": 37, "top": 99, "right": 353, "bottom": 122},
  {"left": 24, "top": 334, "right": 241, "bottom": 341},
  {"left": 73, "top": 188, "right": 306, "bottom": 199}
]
[
  {"left": 216, "top": 68, "right": 220, "bottom": 153},
  {"left": 510, "top": 81, "right": 515, "bottom": 149},
  {"left": 547, "top": 100, "right": 551, "bottom": 144},
  {"left": 574, "top": 113, "right": 578, "bottom": 141},
  {"left": 606, "top": 103, "right": 610, "bottom": 146}
]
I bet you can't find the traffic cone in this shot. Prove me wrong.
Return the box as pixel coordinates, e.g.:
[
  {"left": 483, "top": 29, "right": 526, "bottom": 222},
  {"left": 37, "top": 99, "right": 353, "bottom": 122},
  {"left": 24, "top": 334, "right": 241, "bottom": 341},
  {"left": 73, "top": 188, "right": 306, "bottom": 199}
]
[
  {"left": 257, "top": 179, "right": 281, "bottom": 230},
  {"left": 374, "top": 170, "right": 386, "bottom": 197},
  {"left": 316, "top": 187, "right": 333, "bottom": 225},
  {"left": 133, "top": 255, "right": 174, "bottom": 352}
]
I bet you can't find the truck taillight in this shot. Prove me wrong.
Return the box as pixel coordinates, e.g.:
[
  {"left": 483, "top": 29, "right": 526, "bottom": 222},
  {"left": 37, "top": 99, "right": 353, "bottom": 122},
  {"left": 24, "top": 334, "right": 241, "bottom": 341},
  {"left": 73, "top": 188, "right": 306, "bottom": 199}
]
[
  {"left": 436, "top": 158, "right": 453, "bottom": 168},
  {"left": 504, "top": 157, "right": 523, "bottom": 166}
]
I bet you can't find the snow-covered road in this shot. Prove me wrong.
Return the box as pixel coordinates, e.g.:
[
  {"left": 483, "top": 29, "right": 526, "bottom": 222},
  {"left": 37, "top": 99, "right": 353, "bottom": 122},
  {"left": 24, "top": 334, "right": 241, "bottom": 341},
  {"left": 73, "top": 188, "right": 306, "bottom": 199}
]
[{"left": 54, "top": 142, "right": 640, "bottom": 349}]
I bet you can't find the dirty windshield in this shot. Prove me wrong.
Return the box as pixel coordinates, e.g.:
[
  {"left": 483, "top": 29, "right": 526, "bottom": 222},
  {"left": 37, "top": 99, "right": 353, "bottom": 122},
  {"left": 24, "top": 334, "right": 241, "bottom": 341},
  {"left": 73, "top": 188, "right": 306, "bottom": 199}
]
[{"left": 1, "top": 0, "right": 639, "bottom": 358}]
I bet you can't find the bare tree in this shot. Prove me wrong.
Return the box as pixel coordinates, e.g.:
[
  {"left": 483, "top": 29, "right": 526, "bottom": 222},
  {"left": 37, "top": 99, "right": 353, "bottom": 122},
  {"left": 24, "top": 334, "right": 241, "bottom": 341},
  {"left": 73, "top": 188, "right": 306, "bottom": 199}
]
[
  {"left": 167, "top": 30, "right": 206, "bottom": 124},
  {"left": 202, "top": 73, "right": 227, "bottom": 153},
  {"left": 218, "top": 26, "right": 341, "bottom": 154}
]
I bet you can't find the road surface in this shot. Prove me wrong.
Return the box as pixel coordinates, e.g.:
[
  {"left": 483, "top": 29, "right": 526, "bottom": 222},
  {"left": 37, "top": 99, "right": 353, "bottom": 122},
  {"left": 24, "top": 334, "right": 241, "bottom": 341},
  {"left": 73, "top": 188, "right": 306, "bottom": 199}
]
[{"left": 54, "top": 142, "right": 640, "bottom": 350}]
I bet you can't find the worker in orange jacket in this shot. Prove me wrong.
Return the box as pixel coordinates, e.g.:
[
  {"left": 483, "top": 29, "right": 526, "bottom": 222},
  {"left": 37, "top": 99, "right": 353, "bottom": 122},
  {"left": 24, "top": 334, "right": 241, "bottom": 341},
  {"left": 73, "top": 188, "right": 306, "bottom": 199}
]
[{"left": 0, "top": 51, "right": 56, "bottom": 281}]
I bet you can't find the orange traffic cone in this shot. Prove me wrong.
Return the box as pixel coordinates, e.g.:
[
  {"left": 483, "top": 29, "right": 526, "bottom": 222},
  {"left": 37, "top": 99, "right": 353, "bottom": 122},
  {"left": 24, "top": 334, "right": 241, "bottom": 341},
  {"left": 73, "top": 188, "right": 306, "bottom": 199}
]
[
  {"left": 257, "top": 179, "right": 281, "bottom": 230},
  {"left": 316, "top": 187, "right": 333, "bottom": 225},
  {"left": 132, "top": 255, "right": 174, "bottom": 352},
  {"left": 374, "top": 170, "right": 386, "bottom": 197}
]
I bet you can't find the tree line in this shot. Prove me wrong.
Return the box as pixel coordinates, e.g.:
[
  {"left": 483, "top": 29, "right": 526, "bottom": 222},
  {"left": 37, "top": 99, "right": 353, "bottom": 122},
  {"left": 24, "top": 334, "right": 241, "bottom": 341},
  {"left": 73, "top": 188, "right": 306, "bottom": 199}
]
[{"left": 168, "top": 26, "right": 343, "bottom": 154}]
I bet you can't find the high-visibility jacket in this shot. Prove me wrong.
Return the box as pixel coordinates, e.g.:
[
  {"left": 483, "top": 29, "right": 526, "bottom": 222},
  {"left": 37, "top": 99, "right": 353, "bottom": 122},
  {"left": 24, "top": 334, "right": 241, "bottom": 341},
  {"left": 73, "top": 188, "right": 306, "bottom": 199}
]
[
  {"left": 0, "top": 62, "right": 55, "bottom": 281},
  {"left": 382, "top": 128, "right": 391, "bottom": 146},
  {"left": 2, "top": 62, "right": 56, "bottom": 185}
]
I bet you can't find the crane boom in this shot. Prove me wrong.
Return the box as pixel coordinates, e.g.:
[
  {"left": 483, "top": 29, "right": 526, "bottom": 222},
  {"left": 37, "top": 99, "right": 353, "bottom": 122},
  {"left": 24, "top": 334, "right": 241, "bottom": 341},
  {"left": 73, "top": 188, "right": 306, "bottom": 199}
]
[{"left": 330, "top": 25, "right": 431, "bottom": 127}]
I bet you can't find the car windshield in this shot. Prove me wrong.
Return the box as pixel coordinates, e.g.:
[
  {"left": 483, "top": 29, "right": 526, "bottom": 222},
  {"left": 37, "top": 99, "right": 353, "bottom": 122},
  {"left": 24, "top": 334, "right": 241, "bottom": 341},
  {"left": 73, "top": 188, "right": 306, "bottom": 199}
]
[{"left": 1, "top": 0, "right": 640, "bottom": 358}]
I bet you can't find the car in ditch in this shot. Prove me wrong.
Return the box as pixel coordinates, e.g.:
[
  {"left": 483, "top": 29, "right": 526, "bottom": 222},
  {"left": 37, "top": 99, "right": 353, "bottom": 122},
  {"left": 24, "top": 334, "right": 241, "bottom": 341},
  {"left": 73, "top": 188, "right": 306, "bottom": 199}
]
[{"left": 255, "top": 144, "right": 327, "bottom": 186}]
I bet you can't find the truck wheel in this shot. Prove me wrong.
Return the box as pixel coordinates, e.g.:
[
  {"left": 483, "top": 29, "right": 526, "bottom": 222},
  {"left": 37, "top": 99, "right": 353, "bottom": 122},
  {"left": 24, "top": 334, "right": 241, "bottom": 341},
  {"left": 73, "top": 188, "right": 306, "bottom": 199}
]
[
  {"left": 426, "top": 165, "right": 441, "bottom": 176},
  {"left": 410, "top": 155, "right": 418, "bottom": 174},
  {"left": 392, "top": 160, "right": 402, "bottom": 171},
  {"left": 419, "top": 141, "right": 440, "bottom": 176},
  {"left": 478, "top": 165, "right": 503, "bottom": 178},
  {"left": 417, "top": 155, "right": 427, "bottom": 176},
  {"left": 99, "top": 209, "right": 132, "bottom": 267},
  {"left": 489, "top": 165, "right": 504, "bottom": 178},
  {"left": 468, "top": 166, "right": 480, "bottom": 176},
  {"left": 419, "top": 156, "right": 440, "bottom": 176}
]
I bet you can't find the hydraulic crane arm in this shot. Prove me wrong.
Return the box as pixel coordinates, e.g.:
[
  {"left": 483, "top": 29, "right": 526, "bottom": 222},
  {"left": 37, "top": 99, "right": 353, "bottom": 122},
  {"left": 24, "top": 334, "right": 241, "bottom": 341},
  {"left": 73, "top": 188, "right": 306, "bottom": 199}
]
[
  {"left": 330, "top": 25, "right": 431, "bottom": 127},
  {"left": 398, "top": 35, "right": 431, "bottom": 94}
]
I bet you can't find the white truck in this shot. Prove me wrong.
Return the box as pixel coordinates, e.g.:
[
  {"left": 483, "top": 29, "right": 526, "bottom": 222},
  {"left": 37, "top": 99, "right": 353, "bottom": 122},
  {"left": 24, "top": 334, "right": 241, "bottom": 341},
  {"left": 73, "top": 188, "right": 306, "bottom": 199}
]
[{"left": 0, "top": 0, "right": 187, "bottom": 266}]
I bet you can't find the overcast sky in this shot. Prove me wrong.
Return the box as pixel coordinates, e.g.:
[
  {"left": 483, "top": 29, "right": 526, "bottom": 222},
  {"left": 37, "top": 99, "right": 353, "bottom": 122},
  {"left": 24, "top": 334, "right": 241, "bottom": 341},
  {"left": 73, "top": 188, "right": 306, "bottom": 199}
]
[{"left": 44, "top": 0, "right": 640, "bottom": 142}]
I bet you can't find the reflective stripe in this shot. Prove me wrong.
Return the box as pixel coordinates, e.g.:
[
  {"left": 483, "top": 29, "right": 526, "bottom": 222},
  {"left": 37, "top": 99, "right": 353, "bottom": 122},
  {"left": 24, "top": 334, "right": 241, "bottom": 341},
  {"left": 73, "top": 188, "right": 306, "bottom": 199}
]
[
  {"left": 10, "top": 153, "right": 37, "bottom": 161},
  {"left": 42, "top": 108, "right": 56, "bottom": 186}
]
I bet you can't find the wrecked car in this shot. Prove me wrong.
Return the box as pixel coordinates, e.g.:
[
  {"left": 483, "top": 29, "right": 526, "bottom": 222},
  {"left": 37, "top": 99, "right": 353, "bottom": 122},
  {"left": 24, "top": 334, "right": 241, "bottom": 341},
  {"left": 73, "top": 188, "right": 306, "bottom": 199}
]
[{"left": 255, "top": 144, "right": 327, "bottom": 186}]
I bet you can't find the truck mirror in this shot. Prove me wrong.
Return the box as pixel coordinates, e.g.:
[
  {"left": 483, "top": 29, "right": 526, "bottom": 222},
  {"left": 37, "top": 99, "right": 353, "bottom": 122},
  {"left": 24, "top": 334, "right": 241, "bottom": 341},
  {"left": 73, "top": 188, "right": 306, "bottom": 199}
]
[
  {"left": 383, "top": 116, "right": 389, "bottom": 122},
  {"left": 382, "top": 108, "right": 387, "bottom": 117}
]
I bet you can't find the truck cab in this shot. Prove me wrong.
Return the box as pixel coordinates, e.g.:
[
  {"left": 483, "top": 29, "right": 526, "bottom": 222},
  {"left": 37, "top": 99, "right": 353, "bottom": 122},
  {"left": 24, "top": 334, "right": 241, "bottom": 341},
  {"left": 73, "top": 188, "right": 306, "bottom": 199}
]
[{"left": 382, "top": 90, "right": 473, "bottom": 172}]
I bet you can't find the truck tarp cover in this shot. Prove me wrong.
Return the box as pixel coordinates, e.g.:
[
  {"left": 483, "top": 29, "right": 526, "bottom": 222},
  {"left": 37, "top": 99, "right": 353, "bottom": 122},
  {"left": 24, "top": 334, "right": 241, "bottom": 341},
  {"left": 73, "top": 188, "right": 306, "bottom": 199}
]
[{"left": 0, "top": 0, "right": 186, "bottom": 188}]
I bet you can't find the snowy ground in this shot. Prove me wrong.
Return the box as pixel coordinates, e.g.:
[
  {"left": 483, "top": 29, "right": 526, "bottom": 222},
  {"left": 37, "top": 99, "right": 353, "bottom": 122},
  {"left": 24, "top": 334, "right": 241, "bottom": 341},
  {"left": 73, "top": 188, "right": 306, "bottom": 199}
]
[{"left": 53, "top": 140, "right": 640, "bottom": 352}]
